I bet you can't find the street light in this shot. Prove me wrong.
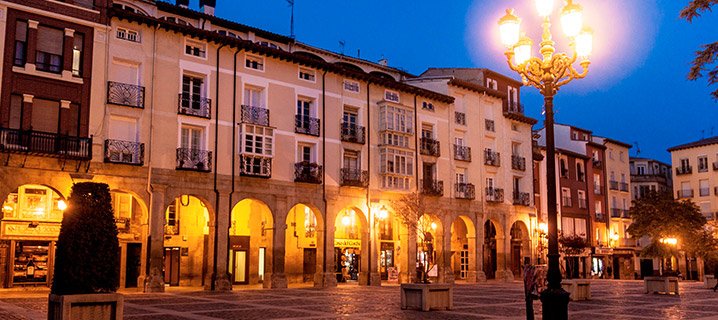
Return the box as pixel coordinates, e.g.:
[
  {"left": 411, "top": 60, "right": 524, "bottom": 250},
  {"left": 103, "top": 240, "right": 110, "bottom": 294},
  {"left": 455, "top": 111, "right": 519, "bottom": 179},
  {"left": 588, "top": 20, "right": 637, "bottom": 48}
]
[{"left": 498, "top": 1, "right": 592, "bottom": 318}]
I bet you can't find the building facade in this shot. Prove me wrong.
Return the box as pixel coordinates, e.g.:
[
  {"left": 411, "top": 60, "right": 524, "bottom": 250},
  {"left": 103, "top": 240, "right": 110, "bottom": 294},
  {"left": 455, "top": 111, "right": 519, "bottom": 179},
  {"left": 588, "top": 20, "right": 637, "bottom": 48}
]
[
  {"left": 630, "top": 157, "right": 672, "bottom": 200},
  {"left": 0, "top": 0, "right": 539, "bottom": 290}
]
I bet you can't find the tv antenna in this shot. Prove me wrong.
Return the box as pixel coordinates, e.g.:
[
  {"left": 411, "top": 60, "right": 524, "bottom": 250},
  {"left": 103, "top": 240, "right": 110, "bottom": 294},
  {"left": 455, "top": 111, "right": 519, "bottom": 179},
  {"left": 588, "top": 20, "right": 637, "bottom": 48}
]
[
  {"left": 286, "top": 0, "right": 295, "bottom": 39},
  {"left": 633, "top": 141, "right": 641, "bottom": 157},
  {"left": 339, "top": 40, "right": 346, "bottom": 55}
]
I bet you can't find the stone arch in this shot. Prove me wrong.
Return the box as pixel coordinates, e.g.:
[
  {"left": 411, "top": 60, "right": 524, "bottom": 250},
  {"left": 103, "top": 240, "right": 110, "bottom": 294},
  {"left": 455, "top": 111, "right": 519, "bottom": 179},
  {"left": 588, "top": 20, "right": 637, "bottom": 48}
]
[
  {"left": 509, "top": 220, "right": 531, "bottom": 278},
  {"left": 163, "top": 195, "right": 213, "bottom": 287},
  {"left": 230, "top": 198, "right": 274, "bottom": 286},
  {"left": 451, "top": 215, "right": 477, "bottom": 281},
  {"left": 334, "top": 206, "right": 368, "bottom": 284},
  {"left": 284, "top": 203, "right": 325, "bottom": 285},
  {"left": 109, "top": 188, "right": 150, "bottom": 289}
]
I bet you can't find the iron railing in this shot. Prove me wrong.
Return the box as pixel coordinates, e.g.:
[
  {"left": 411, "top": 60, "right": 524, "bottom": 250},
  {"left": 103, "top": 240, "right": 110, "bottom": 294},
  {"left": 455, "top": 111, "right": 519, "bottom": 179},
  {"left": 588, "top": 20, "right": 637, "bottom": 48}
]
[
  {"left": 341, "top": 123, "right": 366, "bottom": 144},
  {"left": 176, "top": 148, "right": 212, "bottom": 172},
  {"left": 239, "top": 155, "right": 271, "bottom": 178},
  {"left": 513, "top": 191, "right": 531, "bottom": 206},
  {"left": 676, "top": 166, "right": 692, "bottom": 175},
  {"left": 454, "top": 145, "right": 472, "bottom": 162},
  {"left": 485, "top": 119, "right": 495, "bottom": 132},
  {"left": 511, "top": 155, "right": 526, "bottom": 171},
  {"left": 240, "top": 105, "right": 270, "bottom": 126},
  {"left": 420, "top": 138, "right": 440, "bottom": 157},
  {"left": 107, "top": 81, "right": 145, "bottom": 108},
  {"left": 677, "top": 189, "right": 694, "bottom": 198},
  {"left": 505, "top": 102, "right": 524, "bottom": 114},
  {"left": 592, "top": 159, "right": 602, "bottom": 169},
  {"left": 340, "top": 168, "right": 368, "bottom": 187},
  {"left": 178, "top": 94, "right": 212, "bottom": 119},
  {"left": 0, "top": 127, "right": 92, "bottom": 160},
  {"left": 484, "top": 149, "right": 500, "bottom": 166},
  {"left": 420, "top": 179, "right": 444, "bottom": 196},
  {"left": 619, "top": 182, "right": 629, "bottom": 192},
  {"left": 295, "top": 115, "right": 320, "bottom": 136},
  {"left": 104, "top": 139, "right": 144, "bottom": 165},
  {"left": 294, "top": 161, "right": 323, "bottom": 184},
  {"left": 455, "top": 112, "right": 466, "bottom": 125},
  {"left": 609, "top": 181, "right": 619, "bottom": 190},
  {"left": 611, "top": 208, "right": 621, "bottom": 218},
  {"left": 455, "top": 183, "right": 475, "bottom": 200},
  {"left": 486, "top": 187, "right": 504, "bottom": 203}
]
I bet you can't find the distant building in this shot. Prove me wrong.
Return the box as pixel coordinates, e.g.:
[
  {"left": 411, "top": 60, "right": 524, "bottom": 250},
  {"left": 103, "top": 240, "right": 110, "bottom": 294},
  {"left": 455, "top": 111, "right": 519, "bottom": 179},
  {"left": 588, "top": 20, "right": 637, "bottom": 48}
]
[{"left": 629, "top": 157, "right": 672, "bottom": 200}]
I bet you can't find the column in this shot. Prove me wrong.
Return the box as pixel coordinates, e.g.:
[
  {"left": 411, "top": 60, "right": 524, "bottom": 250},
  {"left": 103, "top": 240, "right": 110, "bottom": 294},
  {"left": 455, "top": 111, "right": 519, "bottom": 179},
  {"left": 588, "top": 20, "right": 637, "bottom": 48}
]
[
  {"left": 476, "top": 215, "right": 487, "bottom": 282},
  {"left": 268, "top": 198, "right": 287, "bottom": 288},
  {"left": 402, "top": 225, "right": 417, "bottom": 284},
  {"left": 495, "top": 235, "right": 515, "bottom": 282},
  {"left": 25, "top": 20, "right": 38, "bottom": 71},
  {"left": 466, "top": 234, "right": 478, "bottom": 282},
  {"left": 368, "top": 210, "right": 381, "bottom": 286},
  {"left": 315, "top": 202, "right": 337, "bottom": 287},
  {"left": 62, "top": 28, "right": 74, "bottom": 78},
  {"left": 143, "top": 184, "right": 166, "bottom": 292},
  {"left": 21, "top": 95, "right": 33, "bottom": 131},
  {"left": 358, "top": 226, "right": 370, "bottom": 285},
  {"left": 440, "top": 218, "right": 454, "bottom": 284},
  {"left": 211, "top": 192, "right": 231, "bottom": 291}
]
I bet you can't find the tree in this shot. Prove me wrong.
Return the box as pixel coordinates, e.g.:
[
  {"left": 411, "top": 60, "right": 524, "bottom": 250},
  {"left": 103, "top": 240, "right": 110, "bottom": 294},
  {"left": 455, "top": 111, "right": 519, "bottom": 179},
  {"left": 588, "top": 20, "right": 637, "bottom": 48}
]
[
  {"left": 681, "top": 0, "right": 718, "bottom": 100},
  {"left": 392, "top": 192, "right": 442, "bottom": 283},
  {"left": 558, "top": 233, "right": 589, "bottom": 279}
]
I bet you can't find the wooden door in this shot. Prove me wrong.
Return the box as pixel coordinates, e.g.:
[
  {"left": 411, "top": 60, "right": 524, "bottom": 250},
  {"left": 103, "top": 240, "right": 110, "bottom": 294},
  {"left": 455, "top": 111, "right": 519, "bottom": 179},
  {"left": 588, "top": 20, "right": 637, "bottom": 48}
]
[{"left": 303, "top": 248, "right": 316, "bottom": 282}]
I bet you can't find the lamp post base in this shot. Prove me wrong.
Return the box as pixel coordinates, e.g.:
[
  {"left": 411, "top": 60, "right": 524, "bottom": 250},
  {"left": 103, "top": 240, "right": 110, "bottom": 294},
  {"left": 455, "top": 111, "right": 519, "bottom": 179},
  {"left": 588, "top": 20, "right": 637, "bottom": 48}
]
[{"left": 540, "top": 287, "right": 570, "bottom": 320}]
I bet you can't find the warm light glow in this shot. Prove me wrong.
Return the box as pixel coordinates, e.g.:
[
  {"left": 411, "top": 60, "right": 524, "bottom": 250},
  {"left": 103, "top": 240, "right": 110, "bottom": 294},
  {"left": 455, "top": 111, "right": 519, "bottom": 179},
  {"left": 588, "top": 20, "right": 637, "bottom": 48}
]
[
  {"left": 660, "top": 237, "right": 678, "bottom": 246},
  {"left": 513, "top": 35, "right": 533, "bottom": 65},
  {"left": 430, "top": 222, "right": 437, "bottom": 231},
  {"left": 538, "top": 222, "right": 548, "bottom": 234},
  {"left": 2, "top": 205, "right": 13, "bottom": 212},
  {"left": 575, "top": 27, "right": 593, "bottom": 58},
  {"left": 57, "top": 199, "right": 67, "bottom": 211},
  {"left": 341, "top": 215, "right": 351, "bottom": 227},
  {"left": 498, "top": 9, "right": 521, "bottom": 48},
  {"left": 610, "top": 232, "right": 619, "bottom": 241},
  {"left": 376, "top": 205, "right": 388, "bottom": 221},
  {"left": 535, "top": 0, "right": 555, "bottom": 17},
  {"left": 560, "top": 0, "right": 583, "bottom": 37}
]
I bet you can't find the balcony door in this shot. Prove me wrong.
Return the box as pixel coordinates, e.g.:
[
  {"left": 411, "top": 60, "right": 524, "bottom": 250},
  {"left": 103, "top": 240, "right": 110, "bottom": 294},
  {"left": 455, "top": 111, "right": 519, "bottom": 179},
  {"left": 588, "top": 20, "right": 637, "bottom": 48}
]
[
  {"left": 296, "top": 99, "right": 312, "bottom": 128},
  {"left": 182, "top": 75, "right": 203, "bottom": 111},
  {"left": 243, "top": 87, "right": 263, "bottom": 108},
  {"left": 343, "top": 150, "right": 359, "bottom": 171},
  {"left": 109, "top": 116, "right": 139, "bottom": 163},
  {"left": 423, "top": 163, "right": 436, "bottom": 184},
  {"left": 343, "top": 109, "right": 357, "bottom": 126},
  {"left": 181, "top": 126, "right": 203, "bottom": 151}
]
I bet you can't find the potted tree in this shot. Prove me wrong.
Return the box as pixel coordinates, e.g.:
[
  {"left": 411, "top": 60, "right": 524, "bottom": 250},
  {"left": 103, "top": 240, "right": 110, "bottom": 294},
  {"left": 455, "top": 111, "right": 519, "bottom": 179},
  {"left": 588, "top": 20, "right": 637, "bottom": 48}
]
[
  {"left": 48, "top": 182, "right": 123, "bottom": 320},
  {"left": 394, "top": 193, "right": 452, "bottom": 312},
  {"left": 559, "top": 233, "right": 591, "bottom": 300}
]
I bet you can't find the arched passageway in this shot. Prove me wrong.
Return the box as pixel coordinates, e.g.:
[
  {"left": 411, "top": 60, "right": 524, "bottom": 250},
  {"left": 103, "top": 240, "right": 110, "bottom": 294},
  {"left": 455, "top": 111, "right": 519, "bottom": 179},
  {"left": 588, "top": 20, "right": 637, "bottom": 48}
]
[
  {"left": 483, "top": 220, "right": 498, "bottom": 280},
  {"left": 285, "top": 203, "right": 323, "bottom": 285},
  {"left": 229, "top": 198, "right": 273, "bottom": 286},
  {"left": 163, "top": 195, "right": 210, "bottom": 287},
  {"left": 451, "top": 216, "right": 476, "bottom": 281}
]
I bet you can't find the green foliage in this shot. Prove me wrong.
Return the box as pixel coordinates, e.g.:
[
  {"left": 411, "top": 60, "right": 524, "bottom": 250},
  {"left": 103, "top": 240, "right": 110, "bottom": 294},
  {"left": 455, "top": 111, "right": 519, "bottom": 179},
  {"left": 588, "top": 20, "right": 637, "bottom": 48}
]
[
  {"left": 558, "top": 233, "right": 590, "bottom": 256},
  {"left": 51, "top": 182, "right": 119, "bottom": 295},
  {"left": 681, "top": 0, "right": 718, "bottom": 100}
]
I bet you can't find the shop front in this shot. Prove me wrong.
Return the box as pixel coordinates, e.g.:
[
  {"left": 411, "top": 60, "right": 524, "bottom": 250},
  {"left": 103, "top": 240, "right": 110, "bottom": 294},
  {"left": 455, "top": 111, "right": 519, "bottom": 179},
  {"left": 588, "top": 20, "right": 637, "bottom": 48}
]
[
  {"left": 611, "top": 249, "right": 636, "bottom": 280},
  {"left": 591, "top": 247, "right": 612, "bottom": 279},
  {"left": 335, "top": 238, "right": 361, "bottom": 282}
]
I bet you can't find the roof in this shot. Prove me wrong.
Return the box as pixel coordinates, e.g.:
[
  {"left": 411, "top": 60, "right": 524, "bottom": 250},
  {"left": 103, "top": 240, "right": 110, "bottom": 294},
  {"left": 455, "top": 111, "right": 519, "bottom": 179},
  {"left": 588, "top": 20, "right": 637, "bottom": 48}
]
[
  {"left": 667, "top": 136, "right": 718, "bottom": 152},
  {"left": 596, "top": 136, "right": 633, "bottom": 149},
  {"left": 629, "top": 157, "right": 671, "bottom": 167}
]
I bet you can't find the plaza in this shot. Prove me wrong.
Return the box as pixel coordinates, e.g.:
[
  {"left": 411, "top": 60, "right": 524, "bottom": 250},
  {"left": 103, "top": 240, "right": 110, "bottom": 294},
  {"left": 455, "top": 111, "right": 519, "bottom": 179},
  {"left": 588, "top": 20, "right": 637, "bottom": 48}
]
[{"left": 1, "top": 280, "right": 718, "bottom": 319}]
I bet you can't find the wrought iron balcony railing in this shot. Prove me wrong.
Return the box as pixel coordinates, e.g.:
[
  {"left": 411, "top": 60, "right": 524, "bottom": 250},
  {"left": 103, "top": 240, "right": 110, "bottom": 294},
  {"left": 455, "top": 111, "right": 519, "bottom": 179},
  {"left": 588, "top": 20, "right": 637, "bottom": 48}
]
[
  {"left": 455, "top": 112, "right": 466, "bottom": 125},
  {"left": 178, "top": 94, "right": 211, "bottom": 119},
  {"left": 107, "top": 81, "right": 145, "bottom": 108},
  {"left": 455, "top": 183, "right": 475, "bottom": 200},
  {"left": 341, "top": 123, "right": 366, "bottom": 144},
  {"left": 619, "top": 182, "right": 629, "bottom": 192},
  {"left": 622, "top": 210, "right": 630, "bottom": 218},
  {"left": 485, "top": 119, "right": 495, "bottom": 132},
  {"left": 454, "top": 145, "right": 472, "bottom": 162},
  {"left": 294, "top": 161, "right": 323, "bottom": 184},
  {"left": 295, "top": 115, "right": 321, "bottom": 136},
  {"left": 676, "top": 166, "right": 692, "bottom": 175},
  {"left": 505, "top": 102, "right": 524, "bottom": 114},
  {"left": 176, "top": 148, "right": 212, "bottom": 172},
  {"left": 513, "top": 191, "right": 531, "bottom": 206},
  {"left": 239, "top": 155, "right": 271, "bottom": 178},
  {"left": 115, "top": 217, "right": 131, "bottom": 233},
  {"left": 0, "top": 127, "right": 92, "bottom": 160},
  {"left": 677, "top": 189, "right": 694, "bottom": 198},
  {"left": 420, "top": 179, "right": 444, "bottom": 196},
  {"left": 609, "top": 181, "right": 619, "bottom": 190},
  {"left": 104, "top": 139, "right": 144, "bottom": 165},
  {"left": 240, "top": 105, "right": 269, "bottom": 126},
  {"left": 420, "top": 138, "right": 440, "bottom": 157},
  {"left": 486, "top": 187, "right": 504, "bottom": 203},
  {"left": 592, "top": 159, "right": 602, "bottom": 169},
  {"left": 484, "top": 149, "right": 500, "bottom": 167},
  {"left": 595, "top": 213, "right": 605, "bottom": 222},
  {"left": 511, "top": 155, "right": 526, "bottom": 171},
  {"left": 340, "top": 168, "right": 368, "bottom": 187}
]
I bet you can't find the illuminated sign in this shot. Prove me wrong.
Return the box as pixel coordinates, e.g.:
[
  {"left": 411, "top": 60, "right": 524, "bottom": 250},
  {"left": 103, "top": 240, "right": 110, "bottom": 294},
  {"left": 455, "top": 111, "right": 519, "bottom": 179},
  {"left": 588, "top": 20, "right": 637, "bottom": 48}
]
[
  {"left": 1, "top": 221, "right": 61, "bottom": 238},
  {"left": 334, "top": 238, "right": 361, "bottom": 247}
]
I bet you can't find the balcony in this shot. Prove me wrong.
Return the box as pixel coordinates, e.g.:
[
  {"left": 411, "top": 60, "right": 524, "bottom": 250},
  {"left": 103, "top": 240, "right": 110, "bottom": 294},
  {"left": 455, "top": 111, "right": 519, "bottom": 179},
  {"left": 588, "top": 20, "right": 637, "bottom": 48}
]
[
  {"left": 562, "top": 197, "right": 572, "bottom": 207},
  {"left": 115, "top": 217, "right": 131, "bottom": 233},
  {"left": 176, "top": 148, "right": 212, "bottom": 172},
  {"left": 294, "top": 161, "right": 323, "bottom": 184},
  {"left": 505, "top": 102, "right": 523, "bottom": 114},
  {"left": 295, "top": 115, "right": 321, "bottom": 136},
  {"left": 700, "top": 187, "right": 711, "bottom": 197},
  {"left": 511, "top": 155, "right": 526, "bottom": 171},
  {"left": 578, "top": 198, "right": 587, "bottom": 209},
  {"left": 104, "top": 139, "right": 144, "bottom": 165},
  {"left": 341, "top": 123, "right": 366, "bottom": 144},
  {"left": 677, "top": 189, "right": 694, "bottom": 199},
  {"left": 609, "top": 181, "right": 619, "bottom": 190},
  {"left": 622, "top": 210, "right": 631, "bottom": 218},
  {"left": 454, "top": 145, "right": 472, "bottom": 162},
  {"left": 455, "top": 183, "right": 475, "bottom": 200},
  {"left": 619, "top": 182, "right": 629, "bottom": 192},
  {"left": 513, "top": 191, "right": 530, "bottom": 206},
  {"left": 0, "top": 128, "right": 92, "bottom": 160},
  {"left": 178, "top": 94, "right": 211, "bottom": 119},
  {"left": 676, "top": 166, "right": 692, "bottom": 175},
  {"left": 485, "top": 119, "right": 495, "bottom": 132},
  {"left": 486, "top": 187, "right": 504, "bottom": 203},
  {"left": 340, "top": 168, "right": 368, "bottom": 187},
  {"left": 239, "top": 155, "right": 272, "bottom": 178},
  {"left": 107, "top": 81, "right": 145, "bottom": 108},
  {"left": 611, "top": 208, "right": 621, "bottom": 218},
  {"left": 421, "top": 179, "right": 444, "bottom": 196},
  {"left": 455, "top": 112, "right": 466, "bottom": 125},
  {"left": 420, "top": 138, "right": 440, "bottom": 157},
  {"left": 592, "top": 159, "right": 602, "bottom": 169},
  {"left": 595, "top": 212, "right": 605, "bottom": 222},
  {"left": 594, "top": 186, "right": 603, "bottom": 195},
  {"left": 484, "top": 149, "right": 500, "bottom": 167},
  {"left": 241, "top": 105, "right": 270, "bottom": 126}
]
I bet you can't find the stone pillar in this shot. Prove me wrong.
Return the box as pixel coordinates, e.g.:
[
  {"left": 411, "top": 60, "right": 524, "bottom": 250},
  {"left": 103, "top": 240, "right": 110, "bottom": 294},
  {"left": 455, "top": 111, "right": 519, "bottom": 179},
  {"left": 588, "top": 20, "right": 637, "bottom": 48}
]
[
  {"left": 368, "top": 211, "right": 381, "bottom": 286},
  {"left": 267, "top": 198, "right": 287, "bottom": 288},
  {"left": 441, "top": 218, "right": 455, "bottom": 284},
  {"left": 466, "top": 234, "right": 478, "bottom": 282},
  {"left": 358, "top": 226, "right": 371, "bottom": 285},
  {"left": 475, "top": 216, "right": 487, "bottom": 282},
  {"left": 144, "top": 184, "right": 166, "bottom": 292},
  {"left": 211, "top": 192, "right": 231, "bottom": 291},
  {"left": 494, "top": 235, "right": 514, "bottom": 282},
  {"left": 401, "top": 226, "right": 417, "bottom": 284},
  {"left": 315, "top": 202, "right": 337, "bottom": 288},
  {"left": 26, "top": 20, "right": 38, "bottom": 71},
  {"left": 62, "top": 28, "right": 74, "bottom": 77}
]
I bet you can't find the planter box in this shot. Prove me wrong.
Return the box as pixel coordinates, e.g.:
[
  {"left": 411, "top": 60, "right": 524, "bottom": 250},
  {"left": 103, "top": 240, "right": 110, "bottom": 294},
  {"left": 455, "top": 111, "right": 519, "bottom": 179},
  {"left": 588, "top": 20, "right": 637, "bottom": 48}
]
[
  {"left": 48, "top": 293, "right": 124, "bottom": 320},
  {"left": 705, "top": 275, "right": 717, "bottom": 289},
  {"left": 561, "top": 279, "right": 591, "bottom": 301},
  {"left": 644, "top": 276, "right": 679, "bottom": 295},
  {"left": 400, "top": 283, "right": 453, "bottom": 311}
]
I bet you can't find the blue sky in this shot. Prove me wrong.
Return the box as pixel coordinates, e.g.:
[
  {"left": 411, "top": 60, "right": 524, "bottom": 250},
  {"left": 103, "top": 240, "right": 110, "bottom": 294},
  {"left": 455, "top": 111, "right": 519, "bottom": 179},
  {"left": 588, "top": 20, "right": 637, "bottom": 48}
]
[{"left": 199, "top": 0, "right": 717, "bottom": 162}]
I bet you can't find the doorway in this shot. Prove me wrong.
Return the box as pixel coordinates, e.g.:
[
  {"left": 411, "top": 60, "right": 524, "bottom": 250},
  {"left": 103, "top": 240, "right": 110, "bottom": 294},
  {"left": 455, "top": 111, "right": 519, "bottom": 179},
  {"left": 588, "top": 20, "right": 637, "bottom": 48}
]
[
  {"left": 640, "top": 259, "right": 654, "bottom": 279},
  {"left": 232, "top": 250, "right": 249, "bottom": 284},
  {"left": 163, "top": 247, "right": 180, "bottom": 286},
  {"left": 380, "top": 242, "right": 394, "bottom": 280},
  {"left": 125, "top": 243, "right": 142, "bottom": 288},
  {"left": 613, "top": 257, "right": 621, "bottom": 279},
  {"left": 303, "top": 248, "right": 316, "bottom": 282}
]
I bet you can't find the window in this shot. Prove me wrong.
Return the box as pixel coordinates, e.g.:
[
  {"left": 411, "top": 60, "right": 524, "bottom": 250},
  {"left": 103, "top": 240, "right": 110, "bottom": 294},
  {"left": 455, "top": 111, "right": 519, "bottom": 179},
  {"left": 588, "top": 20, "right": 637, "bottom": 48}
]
[
  {"left": 343, "top": 150, "right": 359, "bottom": 170},
  {"left": 296, "top": 98, "right": 313, "bottom": 124},
  {"left": 71, "top": 33, "right": 83, "bottom": 77},
  {"left": 216, "top": 30, "right": 238, "bottom": 38},
  {"left": 299, "top": 67, "right": 315, "bottom": 81},
  {"left": 700, "top": 179, "right": 710, "bottom": 196},
  {"left": 455, "top": 168, "right": 467, "bottom": 184},
  {"left": 241, "top": 125, "right": 273, "bottom": 156},
  {"left": 576, "top": 162, "right": 585, "bottom": 181},
  {"left": 421, "top": 124, "right": 434, "bottom": 140},
  {"left": 578, "top": 190, "right": 586, "bottom": 208},
  {"left": 593, "top": 173, "right": 601, "bottom": 191},
  {"left": 14, "top": 20, "right": 27, "bottom": 66},
  {"left": 31, "top": 99, "right": 60, "bottom": 133},
  {"left": 256, "top": 41, "right": 280, "bottom": 49},
  {"left": 455, "top": 137, "right": 465, "bottom": 146},
  {"left": 485, "top": 119, "right": 495, "bottom": 132},
  {"left": 380, "top": 105, "right": 413, "bottom": 134},
  {"left": 572, "top": 132, "right": 578, "bottom": 140},
  {"left": 560, "top": 159, "right": 568, "bottom": 178},
  {"left": 298, "top": 144, "right": 314, "bottom": 162},
  {"left": 181, "top": 75, "right": 204, "bottom": 110},
  {"left": 513, "top": 177, "right": 521, "bottom": 194},
  {"left": 243, "top": 86, "right": 264, "bottom": 107},
  {"left": 486, "top": 78, "right": 498, "bottom": 90},
  {"left": 561, "top": 217, "right": 587, "bottom": 238},
  {"left": 507, "top": 86, "right": 518, "bottom": 108},
  {"left": 595, "top": 200, "right": 603, "bottom": 215},
  {"left": 36, "top": 26, "right": 64, "bottom": 73},
  {"left": 245, "top": 55, "right": 264, "bottom": 71},
  {"left": 619, "top": 151, "right": 624, "bottom": 162},
  {"left": 562, "top": 188, "right": 572, "bottom": 207},
  {"left": 621, "top": 173, "right": 626, "bottom": 183},
  {"left": 422, "top": 101, "right": 434, "bottom": 111},
  {"left": 698, "top": 156, "right": 708, "bottom": 172},
  {"left": 184, "top": 39, "right": 206, "bottom": 58},
  {"left": 116, "top": 27, "right": 140, "bottom": 42},
  {"left": 636, "top": 165, "right": 646, "bottom": 175},
  {"left": 381, "top": 133, "right": 410, "bottom": 148},
  {"left": 592, "top": 150, "right": 599, "bottom": 161},
  {"left": 180, "top": 125, "right": 203, "bottom": 150},
  {"left": 384, "top": 90, "right": 400, "bottom": 103},
  {"left": 380, "top": 148, "right": 414, "bottom": 190},
  {"left": 608, "top": 149, "right": 613, "bottom": 159},
  {"left": 343, "top": 80, "right": 360, "bottom": 93},
  {"left": 680, "top": 158, "right": 690, "bottom": 169},
  {"left": 343, "top": 108, "right": 358, "bottom": 126},
  {"left": 8, "top": 95, "right": 22, "bottom": 129}
]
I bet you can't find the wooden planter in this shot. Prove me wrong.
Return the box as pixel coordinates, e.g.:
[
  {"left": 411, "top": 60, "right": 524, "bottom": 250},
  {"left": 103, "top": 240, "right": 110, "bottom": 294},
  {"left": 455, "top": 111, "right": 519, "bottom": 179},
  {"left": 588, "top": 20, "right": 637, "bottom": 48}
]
[
  {"left": 400, "top": 283, "right": 453, "bottom": 311},
  {"left": 561, "top": 279, "right": 591, "bottom": 301},
  {"left": 705, "top": 275, "right": 717, "bottom": 289},
  {"left": 644, "top": 276, "right": 679, "bottom": 295},
  {"left": 48, "top": 293, "right": 123, "bottom": 320}
]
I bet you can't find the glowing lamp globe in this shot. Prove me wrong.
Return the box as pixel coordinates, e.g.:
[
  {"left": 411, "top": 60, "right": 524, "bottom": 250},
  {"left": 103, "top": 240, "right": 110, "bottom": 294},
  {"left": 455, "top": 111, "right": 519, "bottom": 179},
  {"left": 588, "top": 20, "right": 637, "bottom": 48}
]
[
  {"left": 513, "top": 35, "right": 533, "bottom": 65},
  {"left": 560, "top": 1, "right": 583, "bottom": 38},
  {"left": 575, "top": 27, "right": 593, "bottom": 58},
  {"left": 498, "top": 9, "right": 521, "bottom": 48},
  {"left": 535, "top": 0, "right": 555, "bottom": 17}
]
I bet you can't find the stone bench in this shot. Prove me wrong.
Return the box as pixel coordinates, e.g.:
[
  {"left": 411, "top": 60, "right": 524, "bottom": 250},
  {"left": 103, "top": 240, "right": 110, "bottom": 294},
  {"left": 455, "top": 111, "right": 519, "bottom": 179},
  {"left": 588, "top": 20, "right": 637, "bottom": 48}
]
[
  {"left": 400, "top": 283, "right": 453, "bottom": 311},
  {"left": 644, "top": 276, "right": 679, "bottom": 295},
  {"left": 561, "top": 279, "right": 591, "bottom": 301}
]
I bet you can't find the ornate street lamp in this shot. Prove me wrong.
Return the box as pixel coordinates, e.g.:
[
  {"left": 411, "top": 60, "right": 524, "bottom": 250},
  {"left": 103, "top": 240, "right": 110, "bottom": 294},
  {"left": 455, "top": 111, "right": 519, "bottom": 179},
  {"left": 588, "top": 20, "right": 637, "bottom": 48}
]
[{"left": 498, "top": 1, "right": 593, "bottom": 318}]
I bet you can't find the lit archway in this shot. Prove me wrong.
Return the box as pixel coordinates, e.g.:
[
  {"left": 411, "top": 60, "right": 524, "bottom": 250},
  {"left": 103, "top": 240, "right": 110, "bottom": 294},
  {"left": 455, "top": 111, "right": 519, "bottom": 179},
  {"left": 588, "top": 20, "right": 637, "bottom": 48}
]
[
  {"left": 111, "top": 190, "right": 148, "bottom": 289},
  {"left": 230, "top": 198, "right": 273, "bottom": 286},
  {"left": 417, "top": 214, "right": 442, "bottom": 281},
  {"left": 285, "top": 203, "right": 323, "bottom": 285},
  {"left": 163, "top": 195, "right": 211, "bottom": 287},
  {"left": 509, "top": 221, "right": 530, "bottom": 278},
  {"left": 484, "top": 220, "right": 498, "bottom": 280},
  {"left": 451, "top": 216, "right": 476, "bottom": 281},
  {"left": 334, "top": 207, "right": 367, "bottom": 284}
]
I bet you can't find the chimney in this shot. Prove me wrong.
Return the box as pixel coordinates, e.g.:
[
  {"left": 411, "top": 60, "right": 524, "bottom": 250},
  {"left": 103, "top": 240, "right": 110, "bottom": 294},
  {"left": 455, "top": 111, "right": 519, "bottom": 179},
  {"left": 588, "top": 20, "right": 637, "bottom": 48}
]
[
  {"left": 200, "top": 0, "right": 216, "bottom": 16},
  {"left": 176, "top": 0, "right": 189, "bottom": 8},
  {"left": 378, "top": 58, "right": 388, "bottom": 66}
]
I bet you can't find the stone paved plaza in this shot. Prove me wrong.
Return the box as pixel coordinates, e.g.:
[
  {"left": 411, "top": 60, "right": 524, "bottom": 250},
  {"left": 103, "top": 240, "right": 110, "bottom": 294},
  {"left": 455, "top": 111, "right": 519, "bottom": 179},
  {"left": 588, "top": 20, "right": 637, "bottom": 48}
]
[{"left": 1, "top": 280, "right": 718, "bottom": 319}]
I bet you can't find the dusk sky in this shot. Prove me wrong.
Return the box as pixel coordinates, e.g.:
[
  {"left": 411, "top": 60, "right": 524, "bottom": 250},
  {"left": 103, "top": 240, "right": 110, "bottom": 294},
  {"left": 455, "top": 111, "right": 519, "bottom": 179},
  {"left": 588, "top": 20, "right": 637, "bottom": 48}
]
[{"left": 197, "top": 0, "right": 717, "bottom": 163}]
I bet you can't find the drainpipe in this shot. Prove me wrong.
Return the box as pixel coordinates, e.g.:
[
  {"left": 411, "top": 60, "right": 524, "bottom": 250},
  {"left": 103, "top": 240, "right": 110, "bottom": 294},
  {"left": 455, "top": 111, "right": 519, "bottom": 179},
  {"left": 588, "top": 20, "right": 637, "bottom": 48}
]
[
  {"left": 145, "top": 25, "right": 159, "bottom": 278},
  {"left": 414, "top": 95, "right": 419, "bottom": 191},
  {"left": 365, "top": 81, "right": 372, "bottom": 285},
  {"left": 321, "top": 69, "right": 328, "bottom": 279},
  {"left": 227, "top": 48, "right": 241, "bottom": 287},
  {"left": 211, "top": 43, "right": 227, "bottom": 291}
]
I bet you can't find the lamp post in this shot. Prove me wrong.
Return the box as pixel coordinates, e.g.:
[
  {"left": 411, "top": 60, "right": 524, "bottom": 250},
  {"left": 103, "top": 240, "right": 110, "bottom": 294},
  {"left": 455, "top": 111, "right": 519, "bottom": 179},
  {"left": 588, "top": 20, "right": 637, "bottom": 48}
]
[{"left": 498, "top": 1, "right": 593, "bottom": 318}]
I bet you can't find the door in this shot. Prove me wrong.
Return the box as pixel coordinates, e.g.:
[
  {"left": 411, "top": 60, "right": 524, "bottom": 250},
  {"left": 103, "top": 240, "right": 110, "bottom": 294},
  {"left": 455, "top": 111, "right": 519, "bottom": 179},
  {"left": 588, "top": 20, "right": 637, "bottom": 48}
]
[
  {"left": 460, "top": 244, "right": 469, "bottom": 280},
  {"left": 303, "top": 248, "right": 316, "bottom": 283},
  {"left": 380, "top": 242, "right": 394, "bottom": 280},
  {"left": 613, "top": 257, "right": 621, "bottom": 279},
  {"left": 511, "top": 244, "right": 521, "bottom": 277},
  {"left": 163, "top": 247, "right": 180, "bottom": 286},
  {"left": 297, "top": 99, "right": 311, "bottom": 129},
  {"left": 640, "top": 259, "right": 654, "bottom": 279},
  {"left": 422, "top": 163, "right": 435, "bottom": 185},
  {"left": 232, "top": 250, "right": 248, "bottom": 284},
  {"left": 181, "top": 75, "right": 203, "bottom": 110},
  {"left": 125, "top": 243, "right": 141, "bottom": 288}
]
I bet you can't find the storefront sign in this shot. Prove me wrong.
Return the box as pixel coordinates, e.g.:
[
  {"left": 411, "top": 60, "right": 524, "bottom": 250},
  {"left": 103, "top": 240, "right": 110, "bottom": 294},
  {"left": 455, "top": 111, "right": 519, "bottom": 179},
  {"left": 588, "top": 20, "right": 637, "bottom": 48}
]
[
  {"left": 334, "top": 238, "right": 361, "bottom": 248},
  {"left": 1, "top": 221, "right": 60, "bottom": 239},
  {"left": 594, "top": 247, "right": 613, "bottom": 255},
  {"left": 387, "top": 267, "right": 399, "bottom": 284}
]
